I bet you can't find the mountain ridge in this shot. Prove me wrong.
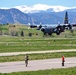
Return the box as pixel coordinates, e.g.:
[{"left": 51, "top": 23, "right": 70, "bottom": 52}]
[{"left": 0, "top": 5, "right": 76, "bottom": 24}]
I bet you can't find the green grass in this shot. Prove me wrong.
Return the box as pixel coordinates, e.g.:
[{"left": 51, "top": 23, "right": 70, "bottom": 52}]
[
  {"left": 0, "top": 25, "right": 76, "bottom": 54},
  {"left": 0, "top": 67, "right": 76, "bottom": 75},
  {"left": 0, "top": 37, "right": 76, "bottom": 52},
  {"left": 0, "top": 52, "right": 76, "bottom": 62}
]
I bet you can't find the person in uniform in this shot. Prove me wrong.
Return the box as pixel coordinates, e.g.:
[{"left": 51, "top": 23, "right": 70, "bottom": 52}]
[{"left": 25, "top": 54, "right": 29, "bottom": 67}]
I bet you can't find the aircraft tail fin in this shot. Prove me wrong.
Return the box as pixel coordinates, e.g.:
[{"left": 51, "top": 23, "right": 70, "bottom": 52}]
[{"left": 64, "top": 11, "right": 68, "bottom": 24}]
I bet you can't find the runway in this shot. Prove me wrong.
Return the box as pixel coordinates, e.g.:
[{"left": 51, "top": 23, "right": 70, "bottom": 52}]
[{"left": 0, "top": 57, "right": 76, "bottom": 73}]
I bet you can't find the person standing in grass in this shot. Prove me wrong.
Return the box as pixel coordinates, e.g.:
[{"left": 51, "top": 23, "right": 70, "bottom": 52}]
[
  {"left": 25, "top": 54, "right": 29, "bottom": 67},
  {"left": 62, "top": 55, "right": 65, "bottom": 66}
]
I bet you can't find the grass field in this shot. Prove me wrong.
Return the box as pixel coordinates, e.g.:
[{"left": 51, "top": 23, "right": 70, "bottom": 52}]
[
  {"left": 0, "top": 67, "right": 76, "bottom": 75},
  {"left": 0, "top": 25, "right": 76, "bottom": 53},
  {"left": 0, "top": 25, "right": 76, "bottom": 61},
  {"left": 0, "top": 37, "right": 76, "bottom": 53},
  {"left": 0, "top": 51, "right": 76, "bottom": 62}
]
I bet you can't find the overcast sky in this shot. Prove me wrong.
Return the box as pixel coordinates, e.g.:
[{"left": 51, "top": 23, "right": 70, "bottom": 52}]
[{"left": 0, "top": 0, "right": 76, "bottom": 7}]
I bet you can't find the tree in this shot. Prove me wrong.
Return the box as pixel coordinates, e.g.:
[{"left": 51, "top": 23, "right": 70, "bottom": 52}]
[
  {"left": 21, "top": 31, "right": 24, "bottom": 36},
  {"left": 28, "top": 33, "right": 32, "bottom": 37}
]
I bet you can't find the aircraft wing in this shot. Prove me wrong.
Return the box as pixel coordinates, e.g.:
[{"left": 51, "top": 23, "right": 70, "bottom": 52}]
[
  {"left": 30, "top": 25, "right": 37, "bottom": 28},
  {"left": 72, "top": 24, "right": 76, "bottom": 27}
]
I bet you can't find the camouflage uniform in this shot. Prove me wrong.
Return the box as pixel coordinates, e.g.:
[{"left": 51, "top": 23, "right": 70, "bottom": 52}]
[{"left": 25, "top": 54, "right": 29, "bottom": 67}]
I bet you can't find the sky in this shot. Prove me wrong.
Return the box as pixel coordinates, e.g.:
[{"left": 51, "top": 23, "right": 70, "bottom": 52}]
[{"left": 0, "top": 0, "right": 76, "bottom": 7}]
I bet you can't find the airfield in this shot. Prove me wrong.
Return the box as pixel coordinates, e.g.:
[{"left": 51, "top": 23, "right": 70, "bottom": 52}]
[
  {"left": 0, "top": 25, "right": 76, "bottom": 74},
  {"left": 0, "top": 49, "right": 76, "bottom": 73}
]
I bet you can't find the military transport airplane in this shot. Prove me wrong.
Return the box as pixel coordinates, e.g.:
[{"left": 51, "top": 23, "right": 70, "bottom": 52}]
[{"left": 30, "top": 11, "right": 76, "bottom": 35}]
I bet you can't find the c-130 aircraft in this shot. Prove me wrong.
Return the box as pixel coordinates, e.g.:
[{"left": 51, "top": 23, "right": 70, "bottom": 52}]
[{"left": 30, "top": 11, "right": 75, "bottom": 36}]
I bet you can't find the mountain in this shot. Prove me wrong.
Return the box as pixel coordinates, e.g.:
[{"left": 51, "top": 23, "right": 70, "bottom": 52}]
[
  {"left": 0, "top": 8, "right": 31, "bottom": 24},
  {"left": 0, "top": 4, "right": 76, "bottom": 24},
  {"left": 14, "top": 4, "right": 69, "bottom": 13}
]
